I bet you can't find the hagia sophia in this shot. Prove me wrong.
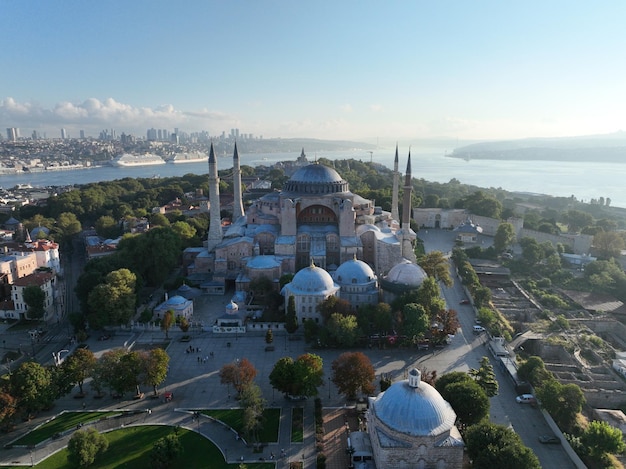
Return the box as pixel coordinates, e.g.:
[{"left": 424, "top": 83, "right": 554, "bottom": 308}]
[{"left": 184, "top": 143, "right": 430, "bottom": 323}]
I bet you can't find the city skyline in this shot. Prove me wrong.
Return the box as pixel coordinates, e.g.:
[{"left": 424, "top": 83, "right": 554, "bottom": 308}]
[{"left": 2, "top": 1, "right": 626, "bottom": 144}]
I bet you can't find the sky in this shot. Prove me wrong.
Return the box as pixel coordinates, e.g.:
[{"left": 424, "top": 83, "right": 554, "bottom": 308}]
[{"left": 2, "top": 1, "right": 626, "bottom": 144}]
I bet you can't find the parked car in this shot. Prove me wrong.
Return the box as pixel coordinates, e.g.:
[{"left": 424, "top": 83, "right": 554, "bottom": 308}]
[
  {"left": 516, "top": 394, "right": 537, "bottom": 404},
  {"left": 473, "top": 325, "right": 486, "bottom": 334},
  {"left": 459, "top": 299, "right": 470, "bottom": 305},
  {"left": 538, "top": 435, "right": 560, "bottom": 444}
]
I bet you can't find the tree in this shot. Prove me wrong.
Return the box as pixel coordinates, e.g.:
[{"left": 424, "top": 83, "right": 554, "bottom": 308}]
[
  {"left": 466, "top": 422, "right": 540, "bottom": 469},
  {"left": 67, "top": 427, "right": 109, "bottom": 468},
  {"left": 516, "top": 356, "right": 552, "bottom": 387},
  {"left": 240, "top": 383, "right": 266, "bottom": 442},
  {"left": 593, "top": 231, "right": 625, "bottom": 259},
  {"left": 161, "top": 310, "right": 174, "bottom": 339},
  {"left": 519, "top": 237, "right": 544, "bottom": 266},
  {"left": 269, "top": 353, "right": 324, "bottom": 398},
  {"left": 151, "top": 432, "right": 182, "bottom": 469},
  {"left": 95, "top": 349, "right": 140, "bottom": 397},
  {"left": 285, "top": 296, "right": 298, "bottom": 334},
  {"left": 401, "top": 303, "right": 429, "bottom": 338},
  {"left": 87, "top": 268, "right": 136, "bottom": 328},
  {"left": 62, "top": 348, "right": 97, "bottom": 395},
  {"left": 326, "top": 313, "right": 360, "bottom": 347},
  {"left": 219, "top": 358, "right": 257, "bottom": 396},
  {"left": 417, "top": 251, "right": 452, "bottom": 287},
  {"left": 436, "top": 372, "right": 490, "bottom": 429},
  {"left": 0, "top": 392, "right": 17, "bottom": 431},
  {"left": 10, "top": 361, "right": 54, "bottom": 416},
  {"left": 494, "top": 222, "right": 516, "bottom": 253},
  {"left": 23, "top": 285, "right": 46, "bottom": 321},
  {"left": 55, "top": 211, "right": 82, "bottom": 245},
  {"left": 95, "top": 215, "right": 120, "bottom": 239},
  {"left": 331, "top": 352, "right": 375, "bottom": 400},
  {"left": 469, "top": 356, "right": 499, "bottom": 397},
  {"left": 144, "top": 348, "right": 170, "bottom": 396},
  {"left": 178, "top": 317, "right": 190, "bottom": 333},
  {"left": 564, "top": 209, "right": 594, "bottom": 233},
  {"left": 581, "top": 420, "right": 626, "bottom": 459},
  {"left": 536, "top": 379, "right": 585, "bottom": 429},
  {"left": 317, "top": 296, "right": 352, "bottom": 322}
]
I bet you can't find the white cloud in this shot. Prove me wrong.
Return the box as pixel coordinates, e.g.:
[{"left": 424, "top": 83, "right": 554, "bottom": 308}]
[
  {"left": 340, "top": 104, "right": 353, "bottom": 113},
  {"left": 0, "top": 97, "right": 240, "bottom": 137}
]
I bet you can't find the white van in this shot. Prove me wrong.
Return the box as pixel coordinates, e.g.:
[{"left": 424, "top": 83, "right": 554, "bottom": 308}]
[{"left": 473, "top": 325, "right": 486, "bottom": 334}]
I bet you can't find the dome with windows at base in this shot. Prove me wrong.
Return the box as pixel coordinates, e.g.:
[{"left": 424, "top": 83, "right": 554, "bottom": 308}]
[
  {"left": 334, "top": 258, "right": 375, "bottom": 285},
  {"left": 282, "top": 163, "right": 349, "bottom": 195}
]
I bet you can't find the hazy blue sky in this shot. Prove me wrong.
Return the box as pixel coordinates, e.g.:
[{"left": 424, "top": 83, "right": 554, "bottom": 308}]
[{"left": 2, "top": 1, "right": 625, "bottom": 143}]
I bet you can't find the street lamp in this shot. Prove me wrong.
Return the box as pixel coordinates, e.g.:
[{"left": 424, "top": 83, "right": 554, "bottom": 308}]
[{"left": 328, "top": 376, "right": 331, "bottom": 399}]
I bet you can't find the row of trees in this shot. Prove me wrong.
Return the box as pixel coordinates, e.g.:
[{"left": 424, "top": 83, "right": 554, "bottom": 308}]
[{"left": 0, "top": 347, "right": 170, "bottom": 430}]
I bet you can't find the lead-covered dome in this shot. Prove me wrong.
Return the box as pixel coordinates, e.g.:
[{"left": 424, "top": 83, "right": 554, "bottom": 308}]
[
  {"left": 383, "top": 260, "right": 427, "bottom": 288},
  {"left": 335, "top": 258, "right": 376, "bottom": 285},
  {"left": 288, "top": 263, "right": 337, "bottom": 294},
  {"left": 282, "top": 163, "right": 349, "bottom": 195},
  {"left": 371, "top": 369, "right": 456, "bottom": 436}
]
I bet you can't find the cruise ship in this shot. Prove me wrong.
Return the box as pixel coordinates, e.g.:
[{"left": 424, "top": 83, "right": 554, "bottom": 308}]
[
  {"left": 166, "top": 151, "right": 207, "bottom": 163},
  {"left": 111, "top": 153, "right": 166, "bottom": 167}
]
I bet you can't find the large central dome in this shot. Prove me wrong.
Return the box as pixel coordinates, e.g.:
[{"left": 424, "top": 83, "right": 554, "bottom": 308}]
[{"left": 283, "top": 163, "right": 349, "bottom": 195}]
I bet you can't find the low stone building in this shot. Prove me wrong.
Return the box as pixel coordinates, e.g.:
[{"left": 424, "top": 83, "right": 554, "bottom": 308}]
[{"left": 367, "top": 368, "right": 464, "bottom": 468}]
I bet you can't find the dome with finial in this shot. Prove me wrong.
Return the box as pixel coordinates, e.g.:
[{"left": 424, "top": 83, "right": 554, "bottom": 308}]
[
  {"left": 370, "top": 368, "right": 456, "bottom": 437},
  {"left": 282, "top": 163, "right": 349, "bottom": 195}
]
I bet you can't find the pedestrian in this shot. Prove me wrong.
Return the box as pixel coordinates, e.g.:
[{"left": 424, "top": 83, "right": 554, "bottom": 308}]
[{"left": 82, "top": 402, "right": 86, "bottom": 410}]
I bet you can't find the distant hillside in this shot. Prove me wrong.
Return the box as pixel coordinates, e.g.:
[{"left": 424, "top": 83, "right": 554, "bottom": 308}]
[{"left": 448, "top": 131, "right": 626, "bottom": 162}]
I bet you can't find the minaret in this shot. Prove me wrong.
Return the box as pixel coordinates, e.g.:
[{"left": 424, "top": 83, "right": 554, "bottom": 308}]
[
  {"left": 391, "top": 144, "right": 400, "bottom": 222},
  {"left": 401, "top": 151, "right": 417, "bottom": 262},
  {"left": 207, "top": 142, "right": 223, "bottom": 252},
  {"left": 232, "top": 142, "right": 244, "bottom": 220}
]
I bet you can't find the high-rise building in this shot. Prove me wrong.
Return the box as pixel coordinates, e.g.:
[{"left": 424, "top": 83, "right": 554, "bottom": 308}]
[
  {"left": 6, "top": 128, "right": 19, "bottom": 141},
  {"left": 80, "top": 130, "right": 85, "bottom": 139},
  {"left": 61, "top": 128, "right": 67, "bottom": 140},
  {"left": 147, "top": 128, "right": 157, "bottom": 141}
]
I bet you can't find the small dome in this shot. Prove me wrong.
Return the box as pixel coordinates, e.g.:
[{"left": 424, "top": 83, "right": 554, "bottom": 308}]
[
  {"left": 166, "top": 295, "right": 187, "bottom": 305},
  {"left": 371, "top": 378, "right": 457, "bottom": 436},
  {"left": 226, "top": 301, "right": 239, "bottom": 312},
  {"left": 384, "top": 260, "right": 427, "bottom": 288},
  {"left": 335, "top": 258, "right": 375, "bottom": 285},
  {"left": 31, "top": 226, "right": 50, "bottom": 239},
  {"left": 289, "top": 263, "right": 336, "bottom": 293}
]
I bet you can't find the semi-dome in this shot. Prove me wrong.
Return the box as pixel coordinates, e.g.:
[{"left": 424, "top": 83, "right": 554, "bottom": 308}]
[
  {"left": 335, "top": 258, "right": 375, "bottom": 285},
  {"left": 282, "top": 163, "right": 349, "bottom": 195},
  {"left": 289, "top": 263, "right": 337, "bottom": 293},
  {"left": 384, "top": 260, "right": 427, "bottom": 288},
  {"left": 371, "top": 369, "right": 456, "bottom": 436}
]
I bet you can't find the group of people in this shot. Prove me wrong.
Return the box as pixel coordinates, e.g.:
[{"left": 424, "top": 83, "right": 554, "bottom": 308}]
[{"left": 197, "top": 351, "right": 214, "bottom": 363}]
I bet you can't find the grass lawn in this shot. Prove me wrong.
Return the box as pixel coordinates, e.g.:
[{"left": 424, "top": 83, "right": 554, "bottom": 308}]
[
  {"left": 291, "top": 407, "right": 303, "bottom": 443},
  {"left": 202, "top": 408, "right": 281, "bottom": 442},
  {"left": 12, "top": 412, "right": 119, "bottom": 446},
  {"left": 7, "top": 425, "right": 275, "bottom": 469}
]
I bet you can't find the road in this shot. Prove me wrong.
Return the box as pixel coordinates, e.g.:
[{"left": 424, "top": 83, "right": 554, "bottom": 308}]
[{"left": 421, "top": 229, "right": 575, "bottom": 468}]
